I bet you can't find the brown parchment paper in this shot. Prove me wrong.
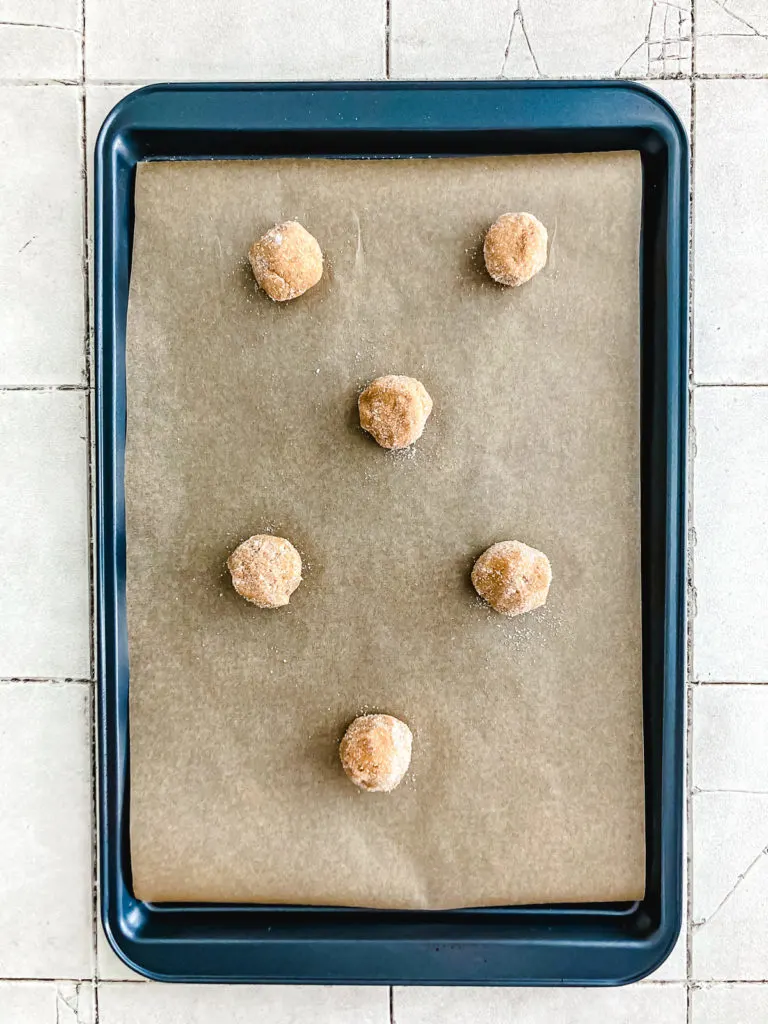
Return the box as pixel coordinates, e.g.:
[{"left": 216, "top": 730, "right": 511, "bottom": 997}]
[{"left": 126, "top": 152, "right": 645, "bottom": 909}]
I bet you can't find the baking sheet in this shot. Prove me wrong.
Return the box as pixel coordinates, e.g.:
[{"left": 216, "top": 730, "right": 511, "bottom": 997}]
[{"left": 126, "top": 152, "right": 645, "bottom": 909}]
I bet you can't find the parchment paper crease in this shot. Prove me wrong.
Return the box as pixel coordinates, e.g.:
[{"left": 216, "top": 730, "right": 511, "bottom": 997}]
[{"left": 126, "top": 153, "right": 645, "bottom": 909}]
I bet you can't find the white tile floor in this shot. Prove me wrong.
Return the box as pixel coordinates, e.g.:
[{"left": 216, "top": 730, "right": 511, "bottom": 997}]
[
  {"left": 0, "top": 3, "right": 766, "bottom": 1021},
  {"left": 0, "top": 393, "right": 90, "bottom": 677},
  {"left": 0, "top": 982, "right": 94, "bottom": 1024},
  {"left": 0, "top": 86, "right": 85, "bottom": 386},
  {"left": 393, "top": 985, "right": 689, "bottom": 1022},
  {"left": 0, "top": 685, "right": 92, "bottom": 979}
]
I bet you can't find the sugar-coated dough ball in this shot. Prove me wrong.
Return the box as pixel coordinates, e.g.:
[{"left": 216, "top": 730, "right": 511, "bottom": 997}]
[
  {"left": 483, "top": 212, "right": 548, "bottom": 287},
  {"left": 472, "top": 540, "right": 552, "bottom": 617},
  {"left": 248, "top": 220, "right": 323, "bottom": 302},
  {"left": 339, "top": 714, "right": 413, "bottom": 793},
  {"left": 358, "top": 375, "right": 433, "bottom": 450},
  {"left": 227, "top": 534, "right": 302, "bottom": 608}
]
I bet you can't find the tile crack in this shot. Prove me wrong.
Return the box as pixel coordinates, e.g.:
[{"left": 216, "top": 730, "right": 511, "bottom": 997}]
[
  {"left": 693, "top": 843, "right": 768, "bottom": 930},
  {"left": 710, "top": 0, "right": 768, "bottom": 38},
  {"left": 615, "top": 0, "right": 692, "bottom": 76},
  {"left": 56, "top": 984, "right": 82, "bottom": 1024},
  {"left": 385, "top": 0, "right": 391, "bottom": 78},
  {"left": 616, "top": 39, "right": 647, "bottom": 74},
  {"left": 518, "top": 3, "right": 541, "bottom": 75},
  {"left": 0, "top": 20, "right": 81, "bottom": 34},
  {"left": 616, "top": 0, "right": 656, "bottom": 75},
  {"left": 500, "top": 0, "right": 541, "bottom": 77}
]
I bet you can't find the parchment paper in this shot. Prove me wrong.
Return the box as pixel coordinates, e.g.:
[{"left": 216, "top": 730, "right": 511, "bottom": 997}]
[{"left": 126, "top": 153, "right": 645, "bottom": 909}]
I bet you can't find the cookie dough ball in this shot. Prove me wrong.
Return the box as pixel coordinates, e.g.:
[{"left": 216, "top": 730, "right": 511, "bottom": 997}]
[
  {"left": 483, "top": 212, "right": 548, "bottom": 287},
  {"left": 339, "top": 714, "right": 413, "bottom": 793},
  {"left": 248, "top": 220, "right": 323, "bottom": 302},
  {"left": 472, "top": 540, "right": 552, "bottom": 617},
  {"left": 227, "top": 534, "right": 302, "bottom": 608},
  {"left": 358, "top": 375, "right": 433, "bottom": 450}
]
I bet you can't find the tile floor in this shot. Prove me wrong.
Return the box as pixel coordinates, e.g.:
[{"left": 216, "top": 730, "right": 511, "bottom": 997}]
[{"left": 0, "top": 2, "right": 766, "bottom": 1020}]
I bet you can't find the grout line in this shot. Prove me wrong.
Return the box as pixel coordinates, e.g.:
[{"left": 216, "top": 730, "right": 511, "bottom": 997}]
[
  {"left": 686, "top": 66, "right": 696, "bottom": 686},
  {"left": 686, "top": 104, "right": 696, "bottom": 686},
  {"left": 1, "top": 72, "right": 768, "bottom": 89},
  {"left": 389, "top": 986, "right": 395, "bottom": 1024},
  {"left": 692, "top": 381, "right": 768, "bottom": 387},
  {"left": 11, "top": 977, "right": 746, "bottom": 986},
  {"left": 685, "top": 26, "right": 695, "bottom": 1017},
  {"left": 78, "top": 0, "right": 101, "bottom": 1015},
  {"left": 0, "top": 77, "right": 80, "bottom": 86},
  {"left": 0, "top": 384, "right": 90, "bottom": 392},
  {"left": 34, "top": 977, "right": 699, "bottom": 987},
  {"left": 89, "top": 673, "right": 101, "bottom": 1003},
  {"left": 694, "top": 679, "right": 768, "bottom": 685},
  {"left": 80, "top": 84, "right": 95, "bottom": 693},
  {"left": 0, "top": 978, "right": 94, "bottom": 983},
  {"left": 0, "top": 676, "right": 93, "bottom": 684},
  {"left": 695, "top": 71, "right": 768, "bottom": 78},
  {"left": 686, "top": 683, "right": 695, "bottom": 1016},
  {"left": 637, "top": 980, "right": 697, "bottom": 986},
  {"left": 385, "top": 0, "right": 392, "bottom": 79},
  {"left": 678, "top": 979, "right": 768, "bottom": 985},
  {"left": 87, "top": 686, "right": 100, "bottom": 990},
  {"left": 76, "top": 72, "right": 766, "bottom": 82}
]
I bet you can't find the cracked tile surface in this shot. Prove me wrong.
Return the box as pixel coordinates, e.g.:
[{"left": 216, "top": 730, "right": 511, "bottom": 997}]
[
  {"left": 0, "top": 982, "right": 94, "bottom": 1024},
  {"left": 614, "top": 0, "right": 692, "bottom": 76},
  {"left": 0, "top": 0, "right": 81, "bottom": 78},
  {"left": 56, "top": 982, "right": 95, "bottom": 1024},
  {"left": 390, "top": 0, "right": 529, "bottom": 79},
  {"left": 696, "top": 0, "right": 768, "bottom": 74},
  {"left": 693, "top": 792, "right": 768, "bottom": 978},
  {"left": 391, "top": 0, "right": 691, "bottom": 78},
  {"left": 693, "top": 686, "right": 768, "bottom": 979}
]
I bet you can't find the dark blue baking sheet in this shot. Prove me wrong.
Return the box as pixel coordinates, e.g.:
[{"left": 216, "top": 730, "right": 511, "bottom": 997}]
[{"left": 95, "top": 81, "right": 688, "bottom": 985}]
